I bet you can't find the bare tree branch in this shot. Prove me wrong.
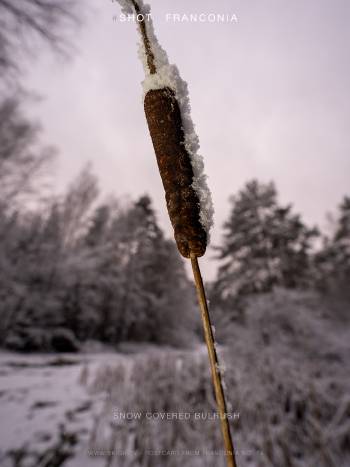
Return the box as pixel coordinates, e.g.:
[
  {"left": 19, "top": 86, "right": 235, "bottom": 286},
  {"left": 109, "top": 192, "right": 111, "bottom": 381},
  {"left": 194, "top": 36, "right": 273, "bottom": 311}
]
[
  {"left": 0, "top": 97, "right": 55, "bottom": 209},
  {"left": 0, "top": 0, "right": 80, "bottom": 81}
]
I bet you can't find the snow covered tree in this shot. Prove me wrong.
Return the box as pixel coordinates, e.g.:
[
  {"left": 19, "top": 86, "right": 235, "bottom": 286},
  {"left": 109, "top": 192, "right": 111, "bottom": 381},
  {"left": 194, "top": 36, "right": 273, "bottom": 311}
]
[
  {"left": 110, "top": 195, "right": 197, "bottom": 346},
  {"left": 0, "top": 182, "right": 197, "bottom": 348},
  {"left": 0, "top": 97, "right": 55, "bottom": 344},
  {"left": 335, "top": 196, "right": 350, "bottom": 243},
  {"left": 315, "top": 196, "right": 350, "bottom": 307},
  {"left": 0, "top": 165, "right": 99, "bottom": 345},
  {"left": 0, "top": 98, "right": 55, "bottom": 212},
  {"left": 213, "top": 180, "right": 318, "bottom": 307},
  {"left": 60, "top": 165, "right": 99, "bottom": 247}
]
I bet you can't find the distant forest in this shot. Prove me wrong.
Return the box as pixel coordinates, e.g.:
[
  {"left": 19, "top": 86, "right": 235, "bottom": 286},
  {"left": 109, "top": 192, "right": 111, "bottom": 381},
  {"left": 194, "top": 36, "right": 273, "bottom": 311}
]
[
  {"left": 0, "top": 0, "right": 349, "bottom": 353},
  {"left": 0, "top": 99, "right": 349, "bottom": 351}
]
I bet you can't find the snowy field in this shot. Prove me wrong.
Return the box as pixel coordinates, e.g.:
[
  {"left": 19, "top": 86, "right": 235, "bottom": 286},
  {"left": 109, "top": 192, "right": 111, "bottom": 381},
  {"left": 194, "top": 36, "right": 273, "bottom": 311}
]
[
  {"left": 0, "top": 351, "right": 116, "bottom": 467},
  {"left": 0, "top": 347, "right": 233, "bottom": 467}
]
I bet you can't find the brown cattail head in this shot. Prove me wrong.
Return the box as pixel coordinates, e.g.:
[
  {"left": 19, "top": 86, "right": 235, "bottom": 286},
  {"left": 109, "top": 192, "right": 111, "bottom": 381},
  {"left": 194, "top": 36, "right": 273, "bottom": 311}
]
[
  {"left": 144, "top": 87, "right": 207, "bottom": 258},
  {"left": 118, "top": 0, "right": 211, "bottom": 258}
]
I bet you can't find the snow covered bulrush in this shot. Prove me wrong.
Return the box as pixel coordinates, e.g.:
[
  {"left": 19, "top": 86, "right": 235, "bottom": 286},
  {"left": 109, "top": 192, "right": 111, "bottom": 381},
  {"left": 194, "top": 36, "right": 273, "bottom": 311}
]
[{"left": 115, "top": 0, "right": 214, "bottom": 238}]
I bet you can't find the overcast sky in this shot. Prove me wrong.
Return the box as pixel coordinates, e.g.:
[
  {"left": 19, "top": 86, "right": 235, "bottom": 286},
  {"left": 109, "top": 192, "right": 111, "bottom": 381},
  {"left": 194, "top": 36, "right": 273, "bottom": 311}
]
[{"left": 23, "top": 0, "right": 350, "bottom": 279}]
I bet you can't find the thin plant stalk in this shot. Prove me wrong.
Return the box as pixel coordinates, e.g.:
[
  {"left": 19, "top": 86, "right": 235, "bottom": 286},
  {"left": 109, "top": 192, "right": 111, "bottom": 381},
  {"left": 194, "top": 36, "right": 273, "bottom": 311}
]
[{"left": 191, "top": 253, "right": 237, "bottom": 467}]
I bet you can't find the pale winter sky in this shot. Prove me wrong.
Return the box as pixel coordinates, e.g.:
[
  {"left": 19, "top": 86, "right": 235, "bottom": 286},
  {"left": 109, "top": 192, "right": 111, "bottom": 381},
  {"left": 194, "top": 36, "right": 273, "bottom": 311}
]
[{"left": 24, "top": 0, "right": 350, "bottom": 280}]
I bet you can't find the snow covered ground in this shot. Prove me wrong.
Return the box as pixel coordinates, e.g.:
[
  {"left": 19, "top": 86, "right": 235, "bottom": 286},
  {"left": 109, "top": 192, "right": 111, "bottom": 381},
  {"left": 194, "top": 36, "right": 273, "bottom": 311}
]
[
  {"left": 0, "top": 289, "right": 349, "bottom": 467},
  {"left": 0, "top": 352, "right": 128, "bottom": 467},
  {"left": 0, "top": 347, "right": 225, "bottom": 467}
]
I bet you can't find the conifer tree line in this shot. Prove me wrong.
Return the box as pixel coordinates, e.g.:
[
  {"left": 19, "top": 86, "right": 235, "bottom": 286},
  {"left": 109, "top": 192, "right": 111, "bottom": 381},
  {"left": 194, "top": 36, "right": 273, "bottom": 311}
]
[
  {"left": 211, "top": 180, "right": 349, "bottom": 323},
  {"left": 0, "top": 0, "right": 348, "bottom": 351},
  {"left": 0, "top": 104, "right": 197, "bottom": 350},
  {"left": 0, "top": 99, "right": 348, "bottom": 351}
]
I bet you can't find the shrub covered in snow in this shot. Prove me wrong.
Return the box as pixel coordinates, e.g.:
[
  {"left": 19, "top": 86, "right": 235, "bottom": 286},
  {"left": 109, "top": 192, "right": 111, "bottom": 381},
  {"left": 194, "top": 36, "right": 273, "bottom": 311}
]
[{"left": 84, "top": 289, "right": 350, "bottom": 467}]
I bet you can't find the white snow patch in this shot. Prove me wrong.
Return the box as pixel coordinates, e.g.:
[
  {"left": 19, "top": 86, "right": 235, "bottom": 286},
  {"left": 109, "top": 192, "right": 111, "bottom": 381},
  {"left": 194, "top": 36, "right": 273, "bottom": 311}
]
[{"left": 0, "top": 352, "right": 129, "bottom": 466}]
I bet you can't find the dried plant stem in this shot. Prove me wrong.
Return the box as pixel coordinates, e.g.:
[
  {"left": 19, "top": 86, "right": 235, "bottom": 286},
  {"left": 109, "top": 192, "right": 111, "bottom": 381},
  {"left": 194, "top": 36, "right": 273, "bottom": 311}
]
[
  {"left": 190, "top": 253, "right": 238, "bottom": 467},
  {"left": 131, "top": 0, "right": 156, "bottom": 74}
]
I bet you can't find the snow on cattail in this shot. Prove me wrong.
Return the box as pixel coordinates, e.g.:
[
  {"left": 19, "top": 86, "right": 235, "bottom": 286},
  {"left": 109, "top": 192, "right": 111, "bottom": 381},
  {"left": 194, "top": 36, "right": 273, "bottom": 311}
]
[{"left": 116, "top": 0, "right": 213, "bottom": 258}]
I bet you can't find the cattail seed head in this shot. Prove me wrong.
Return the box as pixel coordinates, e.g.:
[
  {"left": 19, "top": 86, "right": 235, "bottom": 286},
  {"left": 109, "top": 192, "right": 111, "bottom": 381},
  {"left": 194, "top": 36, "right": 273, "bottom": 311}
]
[
  {"left": 144, "top": 87, "right": 207, "bottom": 257},
  {"left": 116, "top": 0, "right": 213, "bottom": 258}
]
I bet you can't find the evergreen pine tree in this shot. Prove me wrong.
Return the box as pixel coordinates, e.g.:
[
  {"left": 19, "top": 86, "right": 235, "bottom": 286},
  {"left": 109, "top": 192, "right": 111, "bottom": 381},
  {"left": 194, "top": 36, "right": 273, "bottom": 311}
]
[
  {"left": 335, "top": 196, "right": 350, "bottom": 242},
  {"left": 114, "top": 195, "right": 196, "bottom": 345},
  {"left": 315, "top": 196, "right": 350, "bottom": 301},
  {"left": 213, "top": 180, "right": 318, "bottom": 306}
]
